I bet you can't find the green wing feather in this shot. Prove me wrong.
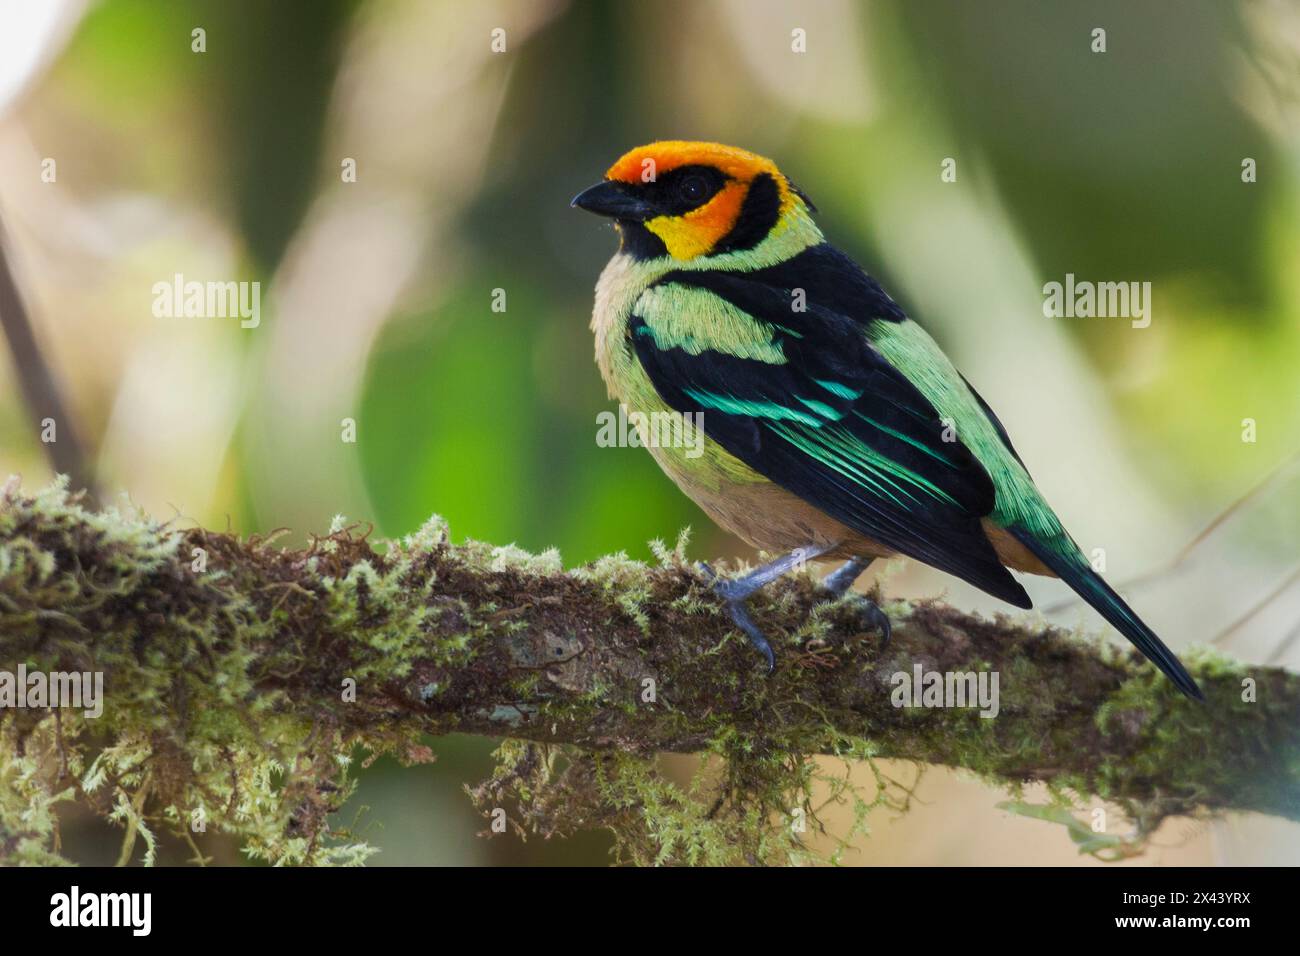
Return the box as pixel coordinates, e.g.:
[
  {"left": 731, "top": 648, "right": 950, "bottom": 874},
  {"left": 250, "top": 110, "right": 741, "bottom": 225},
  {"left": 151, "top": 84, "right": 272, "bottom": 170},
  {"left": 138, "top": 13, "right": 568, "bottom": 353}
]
[
  {"left": 623, "top": 247, "right": 1201, "bottom": 698},
  {"left": 629, "top": 274, "right": 1033, "bottom": 607},
  {"left": 868, "top": 318, "right": 1202, "bottom": 698}
]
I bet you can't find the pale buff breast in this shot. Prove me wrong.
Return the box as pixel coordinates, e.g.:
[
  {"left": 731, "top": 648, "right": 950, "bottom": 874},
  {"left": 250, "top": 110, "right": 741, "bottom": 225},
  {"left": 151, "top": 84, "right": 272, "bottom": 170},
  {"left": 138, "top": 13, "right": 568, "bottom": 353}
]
[
  {"left": 648, "top": 438, "right": 894, "bottom": 559},
  {"left": 590, "top": 254, "right": 847, "bottom": 554}
]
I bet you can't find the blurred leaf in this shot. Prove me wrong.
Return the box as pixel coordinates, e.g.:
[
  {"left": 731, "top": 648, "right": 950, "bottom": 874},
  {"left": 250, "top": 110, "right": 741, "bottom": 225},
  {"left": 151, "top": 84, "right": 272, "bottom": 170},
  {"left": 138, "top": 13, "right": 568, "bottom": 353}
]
[
  {"left": 998, "top": 800, "right": 1144, "bottom": 860},
  {"left": 359, "top": 289, "right": 541, "bottom": 546},
  {"left": 200, "top": 0, "right": 358, "bottom": 273},
  {"left": 0, "top": 1, "right": 82, "bottom": 117},
  {"left": 891, "top": 0, "right": 1276, "bottom": 309}
]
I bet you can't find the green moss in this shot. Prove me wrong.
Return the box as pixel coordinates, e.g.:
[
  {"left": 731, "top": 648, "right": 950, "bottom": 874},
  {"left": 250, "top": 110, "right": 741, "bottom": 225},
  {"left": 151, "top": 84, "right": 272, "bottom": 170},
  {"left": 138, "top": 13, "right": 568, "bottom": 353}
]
[
  {"left": 2, "top": 479, "right": 1295, "bottom": 867},
  {"left": 0, "top": 481, "right": 402, "bottom": 865}
]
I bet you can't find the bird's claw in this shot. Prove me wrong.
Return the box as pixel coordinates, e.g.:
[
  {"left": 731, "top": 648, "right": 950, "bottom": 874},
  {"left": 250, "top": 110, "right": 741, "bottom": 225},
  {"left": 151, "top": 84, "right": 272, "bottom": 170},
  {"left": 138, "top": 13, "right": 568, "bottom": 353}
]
[
  {"left": 721, "top": 593, "right": 776, "bottom": 673},
  {"left": 704, "top": 556, "right": 887, "bottom": 673},
  {"left": 705, "top": 570, "right": 777, "bottom": 673},
  {"left": 837, "top": 593, "right": 891, "bottom": 648}
]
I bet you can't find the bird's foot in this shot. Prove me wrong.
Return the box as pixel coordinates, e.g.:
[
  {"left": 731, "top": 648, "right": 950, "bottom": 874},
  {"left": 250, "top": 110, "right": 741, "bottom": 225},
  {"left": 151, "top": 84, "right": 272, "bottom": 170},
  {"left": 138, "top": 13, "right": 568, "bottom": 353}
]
[
  {"left": 814, "top": 557, "right": 889, "bottom": 648},
  {"left": 718, "top": 590, "right": 776, "bottom": 673},
  {"left": 700, "top": 547, "right": 839, "bottom": 672},
  {"left": 819, "top": 556, "right": 872, "bottom": 600},
  {"left": 822, "top": 591, "right": 892, "bottom": 649},
  {"left": 698, "top": 562, "right": 777, "bottom": 672}
]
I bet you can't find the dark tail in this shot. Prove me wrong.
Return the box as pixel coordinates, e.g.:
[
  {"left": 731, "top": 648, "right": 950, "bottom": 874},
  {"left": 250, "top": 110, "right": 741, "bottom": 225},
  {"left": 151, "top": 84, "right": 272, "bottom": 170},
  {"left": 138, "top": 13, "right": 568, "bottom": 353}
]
[{"left": 1009, "top": 528, "right": 1203, "bottom": 700}]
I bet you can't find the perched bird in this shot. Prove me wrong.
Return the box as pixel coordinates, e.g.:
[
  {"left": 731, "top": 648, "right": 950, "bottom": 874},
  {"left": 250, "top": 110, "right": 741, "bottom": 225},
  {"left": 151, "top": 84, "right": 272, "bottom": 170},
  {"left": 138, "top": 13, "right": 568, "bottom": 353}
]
[{"left": 572, "top": 140, "right": 1202, "bottom": 699}]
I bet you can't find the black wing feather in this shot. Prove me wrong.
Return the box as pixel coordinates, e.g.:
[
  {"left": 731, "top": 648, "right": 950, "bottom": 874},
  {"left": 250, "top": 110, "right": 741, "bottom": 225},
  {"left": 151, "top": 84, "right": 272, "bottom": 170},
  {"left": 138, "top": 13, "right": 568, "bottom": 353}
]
[{"left": 632, "top": 250, "right": 1031, "bottom": 608}]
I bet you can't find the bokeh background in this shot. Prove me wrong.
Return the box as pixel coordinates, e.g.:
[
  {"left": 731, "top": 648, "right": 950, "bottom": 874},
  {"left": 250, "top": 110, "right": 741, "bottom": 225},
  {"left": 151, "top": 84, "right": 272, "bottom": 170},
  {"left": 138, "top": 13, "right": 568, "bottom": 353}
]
[{"left": 1, "top": 0, "right": 1297, "bottom": 865}]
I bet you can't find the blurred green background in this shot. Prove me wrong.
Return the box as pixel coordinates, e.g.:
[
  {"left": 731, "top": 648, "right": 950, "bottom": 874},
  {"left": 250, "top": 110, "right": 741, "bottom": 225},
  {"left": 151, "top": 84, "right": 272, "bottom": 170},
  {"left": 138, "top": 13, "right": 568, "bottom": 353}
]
[{"left": 1, "top": 0, "right": 1297, "bottom": 865}]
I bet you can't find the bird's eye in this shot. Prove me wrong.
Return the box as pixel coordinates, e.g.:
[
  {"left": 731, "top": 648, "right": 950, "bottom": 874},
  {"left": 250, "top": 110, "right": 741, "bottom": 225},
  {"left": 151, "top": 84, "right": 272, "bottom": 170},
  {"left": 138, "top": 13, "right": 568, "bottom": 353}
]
[{"left": 679, "top": 175, "right": 708, "bottom": 203}]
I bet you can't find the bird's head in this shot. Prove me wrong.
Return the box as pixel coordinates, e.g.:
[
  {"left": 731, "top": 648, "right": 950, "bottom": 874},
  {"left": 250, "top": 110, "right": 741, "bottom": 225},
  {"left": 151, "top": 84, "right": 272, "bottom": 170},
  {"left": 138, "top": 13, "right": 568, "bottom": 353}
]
[{"left": 571, "top": 141, "right": 816, "bottom": 262}]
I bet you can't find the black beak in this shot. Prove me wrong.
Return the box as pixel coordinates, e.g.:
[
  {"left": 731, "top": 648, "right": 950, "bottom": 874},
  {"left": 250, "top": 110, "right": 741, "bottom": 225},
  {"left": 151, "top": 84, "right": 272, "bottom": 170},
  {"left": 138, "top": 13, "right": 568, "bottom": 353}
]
[{"left": 571, "top": 181, "right": 655, "bottom": 221}]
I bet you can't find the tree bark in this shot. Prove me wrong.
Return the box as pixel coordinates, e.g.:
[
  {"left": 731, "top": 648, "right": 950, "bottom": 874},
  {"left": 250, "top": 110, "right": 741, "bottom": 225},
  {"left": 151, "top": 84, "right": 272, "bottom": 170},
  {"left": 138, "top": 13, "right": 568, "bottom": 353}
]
[{"left": 1, "top": 479, "right": 1296, "bottom": 864}]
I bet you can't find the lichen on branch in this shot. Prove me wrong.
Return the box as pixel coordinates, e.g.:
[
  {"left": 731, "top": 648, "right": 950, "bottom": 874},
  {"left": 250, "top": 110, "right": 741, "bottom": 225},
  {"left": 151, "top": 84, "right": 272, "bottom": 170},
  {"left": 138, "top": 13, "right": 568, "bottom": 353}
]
[{"left": 1, "top": 478, "right": 1296, "bottom": 866}]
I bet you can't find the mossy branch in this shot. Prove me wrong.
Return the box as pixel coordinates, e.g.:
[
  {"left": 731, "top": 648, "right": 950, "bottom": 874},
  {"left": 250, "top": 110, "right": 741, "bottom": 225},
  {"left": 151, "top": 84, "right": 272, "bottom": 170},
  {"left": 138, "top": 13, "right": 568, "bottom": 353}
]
[{"left": 1, "top": 479, "right": 1296, "bottom": 865}]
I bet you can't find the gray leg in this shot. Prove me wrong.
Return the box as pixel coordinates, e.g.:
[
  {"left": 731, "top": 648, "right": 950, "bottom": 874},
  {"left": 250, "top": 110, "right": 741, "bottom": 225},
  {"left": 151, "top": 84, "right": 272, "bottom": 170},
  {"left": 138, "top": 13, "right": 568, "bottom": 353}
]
[
  {"left": 699, "top": 546, "right": 831, "bottom": 671},
  {"left": 819, "top": 556, "right": 890, "bottom": 648},
  {"left": 702, "top": 546, "right": 893, "bottom": 670},
  {"left": 820, "top": 556, "right": 874, "bottom": 599}
]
